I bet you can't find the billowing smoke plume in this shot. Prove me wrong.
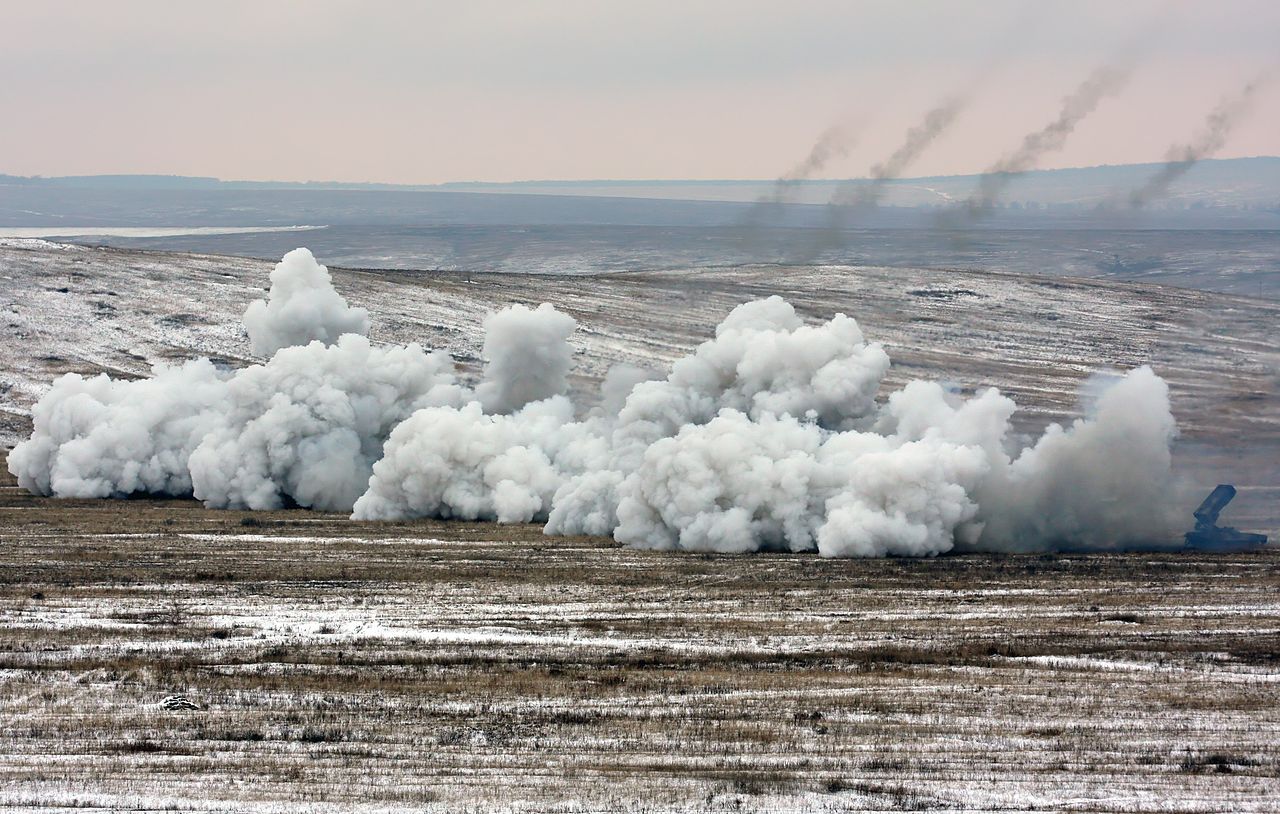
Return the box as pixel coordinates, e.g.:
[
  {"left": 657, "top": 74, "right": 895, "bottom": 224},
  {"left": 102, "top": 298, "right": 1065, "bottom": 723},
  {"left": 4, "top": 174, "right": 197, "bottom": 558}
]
[
  {"left": 352, "top": 296, "right": 1179, "bottom": 554},
  {"left": 476, "top": 303, "right": 577, "bottom": 414},
  {"left": 353, "top": 397, "right": 593, "bottom": 523},
  {"left": 7, "top": 359, "right": 229, "bottom": 499},
  {"left": 243, "top": 248, "right": 371, "bottom": 356},
  {"left": 188, "top": 336, "right": 465, "bottom": 511},
  {"left": 596, "top": 359, "right": 1178, "bottom": 556},
  {"left": 974, "top": 368, "right": 1179, "bottom": 550},
  {"left": 1126, "top": 73, "right": 1272, "bottom": 208},
  {"left": 10, "top": 250, "right": 1185, "bottom": 556}
]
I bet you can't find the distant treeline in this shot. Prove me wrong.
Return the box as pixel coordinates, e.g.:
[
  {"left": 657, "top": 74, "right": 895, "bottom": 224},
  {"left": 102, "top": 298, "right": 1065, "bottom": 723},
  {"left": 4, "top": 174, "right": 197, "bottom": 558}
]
[{"left": 3, "top": 156, "right": 1279, "bottom": 198}]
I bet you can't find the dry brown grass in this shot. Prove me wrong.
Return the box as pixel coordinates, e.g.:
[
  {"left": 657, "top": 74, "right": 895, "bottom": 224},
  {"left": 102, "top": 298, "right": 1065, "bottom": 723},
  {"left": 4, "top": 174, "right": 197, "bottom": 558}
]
[{"left": 1, "top": 460, "right": 1279, "bottom": 811}]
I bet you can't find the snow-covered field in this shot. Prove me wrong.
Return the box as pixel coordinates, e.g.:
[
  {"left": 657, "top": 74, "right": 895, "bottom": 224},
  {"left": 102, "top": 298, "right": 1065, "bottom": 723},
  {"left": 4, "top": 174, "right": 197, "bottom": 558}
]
[
  {"left": 1, "top": 473, "right": 1279, "bottom": 812},
  {"left": 2, "top": 240, "right": 1277, "bottom": 437}
]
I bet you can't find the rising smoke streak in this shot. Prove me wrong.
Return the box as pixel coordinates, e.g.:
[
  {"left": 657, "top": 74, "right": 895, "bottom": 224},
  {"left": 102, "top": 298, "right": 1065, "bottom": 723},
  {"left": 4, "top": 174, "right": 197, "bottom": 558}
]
[
  {"left": 1126, "top": 72, "right": 1272, "bottom": 208},
  {"left": 800, "top": 95, "right": 968, "bottom": 258},
  {"left": 945, "top": 62, "right": 1134, "bottom": 223},
  {"left": 942, "top": 2, "right": 1179, "bottom": 221},
  {"left": 735, "top": 123, "right": 860, "bottom": 256},
  {"left": 776, "top": 7, "right": 1049, "bottom": 259},
  {"left": 753, "top": 95, "right": 969, "bottom": 264},
  {"left": 758, "top": 124, "right": 858, "bottom": 208},
  {"left": 831, "top": 96, "right": 967, "bottom": 211}
]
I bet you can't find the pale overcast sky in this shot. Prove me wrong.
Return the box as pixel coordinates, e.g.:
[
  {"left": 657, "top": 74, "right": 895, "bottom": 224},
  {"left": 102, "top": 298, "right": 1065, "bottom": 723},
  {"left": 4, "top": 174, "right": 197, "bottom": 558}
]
[{"left": 2, "top": 0, "right": 1277, "bottom": 184}]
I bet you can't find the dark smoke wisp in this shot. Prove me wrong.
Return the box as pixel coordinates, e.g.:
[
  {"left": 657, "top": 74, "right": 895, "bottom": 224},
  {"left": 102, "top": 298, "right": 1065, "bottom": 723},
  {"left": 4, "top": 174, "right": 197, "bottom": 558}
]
[
  {"left": 944, "top": 63, "right": 1134, "bottom": 224},
  {"left": 1126, "top": 72, "right": 1273, "bottom": 209},
  {"left": 761, "top": 123, "right": 858, "bottom": 207},
  {"left": 830, "top": 96, "right": 967, "bottom": 211},
  {"left": 785, "top": 95, "right": 969, "bottom": 263},
  {"left": 734, "top": 123, "right": 860, "bottom": 260}
]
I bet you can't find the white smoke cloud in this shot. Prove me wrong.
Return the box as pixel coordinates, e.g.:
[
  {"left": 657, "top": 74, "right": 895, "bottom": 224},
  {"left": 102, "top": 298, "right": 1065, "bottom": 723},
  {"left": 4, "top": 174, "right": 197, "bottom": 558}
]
[
  {"left": 7, "top": 359, "right": 228, "bottom": 499},
  {"left": 475, "top": 303, "right": 577, "bottom": 414},
  {"left": 8, "top": 249, "right": 1186, "bottom": 556},
  {"left": 9, "top": 272, "right": 580, "bottom": 514},
  {"left": 975, "top": 366, "right": 1179, "bottom": 551},
  {"left": 189, "top": 335, "right": 465, "bottom": 511},
  {"left": 353, "top": 397, "right": 600, "bottom": 523},
  {"left": 543, "top": 296, "right": 891, "bottom": 538},
  {"left": 372, "top": 297, "right": 1178, "bottom": 555},
  {"left": 242, "top": 248, "right": 371, "bottom": 356},
  {"left": 817, "top": 439, "right": 988, "bottom": 558},
  {"left": 613, "top": 410, "right": 827, "bottom": 553},
  {"left": 614, "top": 380, "right": 995, "bottom": 558},
  {"left": 606, "top": 366, "right": 1176, "bottom": 557},
  {"left": 596, "top": 364, "right": 660, "bottom": 417}
]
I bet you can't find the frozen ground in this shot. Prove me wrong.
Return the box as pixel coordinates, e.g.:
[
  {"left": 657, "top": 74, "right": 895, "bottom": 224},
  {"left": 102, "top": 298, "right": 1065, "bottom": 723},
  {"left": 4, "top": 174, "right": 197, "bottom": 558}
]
[
  {"left": 1, "top": 240, "right": 1276, "bottom": 534},
  {"left": 1, "top": 465, "right": 1279, "bottom": 812}
]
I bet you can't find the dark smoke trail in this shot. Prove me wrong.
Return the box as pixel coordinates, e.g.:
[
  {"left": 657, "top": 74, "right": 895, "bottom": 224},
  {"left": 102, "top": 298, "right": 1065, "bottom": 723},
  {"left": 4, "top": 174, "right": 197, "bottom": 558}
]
[
  {"left": 738, "top": 123, "right": 858, "bottom": 229},
  {"left": 784, "top": 96, "right": 968, "bottom": 261},
  {"left": 830, "top": 96, "right": 967, "bottom": 210},
  {"left": 819, "top": 1, "right": 1050, "bottom": 223},
  {"left": 761, "top": 123, "right": 858, "bottom": 207},
  {"left": 744, "top": 5, "right": 1050, "bottom": 263},
  {"left": 733, "top": 122, "right": 860, "bottom": 262},
  {"left": 1126, "top": 73, "right": 1272, "bottom": 208},
  {"left": 942, "top": 0, "right": 1179, "bottom": 224},
  {"left": 775, "top": 94, "right": 969, "bottom": 263},
  {"left": 947, "top": 62, "right": 1133, "bottom": 223}
]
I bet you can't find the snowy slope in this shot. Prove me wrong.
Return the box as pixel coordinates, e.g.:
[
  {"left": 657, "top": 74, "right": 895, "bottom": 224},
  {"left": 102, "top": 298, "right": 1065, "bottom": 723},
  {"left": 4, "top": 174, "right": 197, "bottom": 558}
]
[{"left": 3, "top": 240, "right": 1276, "bottom": 444}]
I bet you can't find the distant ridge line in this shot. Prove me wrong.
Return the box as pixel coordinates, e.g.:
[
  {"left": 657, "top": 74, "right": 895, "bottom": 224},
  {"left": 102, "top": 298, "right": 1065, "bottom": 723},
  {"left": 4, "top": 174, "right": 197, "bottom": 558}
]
[{"left": 3, "top": 156, "right": 1278, "bottom": 192}]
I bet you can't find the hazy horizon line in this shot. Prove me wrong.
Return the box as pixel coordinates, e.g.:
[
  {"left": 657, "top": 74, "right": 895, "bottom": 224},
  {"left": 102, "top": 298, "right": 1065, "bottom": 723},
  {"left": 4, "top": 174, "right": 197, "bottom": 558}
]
[{"left": 4, "top": 154, "right": 1278, "bottom": 190}]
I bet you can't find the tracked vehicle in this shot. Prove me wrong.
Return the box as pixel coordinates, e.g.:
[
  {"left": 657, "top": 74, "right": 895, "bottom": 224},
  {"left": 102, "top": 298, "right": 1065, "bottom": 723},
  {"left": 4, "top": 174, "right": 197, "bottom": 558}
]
[{"left": 1184, "top": 484, "right": 1268, "bottom": 551}]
